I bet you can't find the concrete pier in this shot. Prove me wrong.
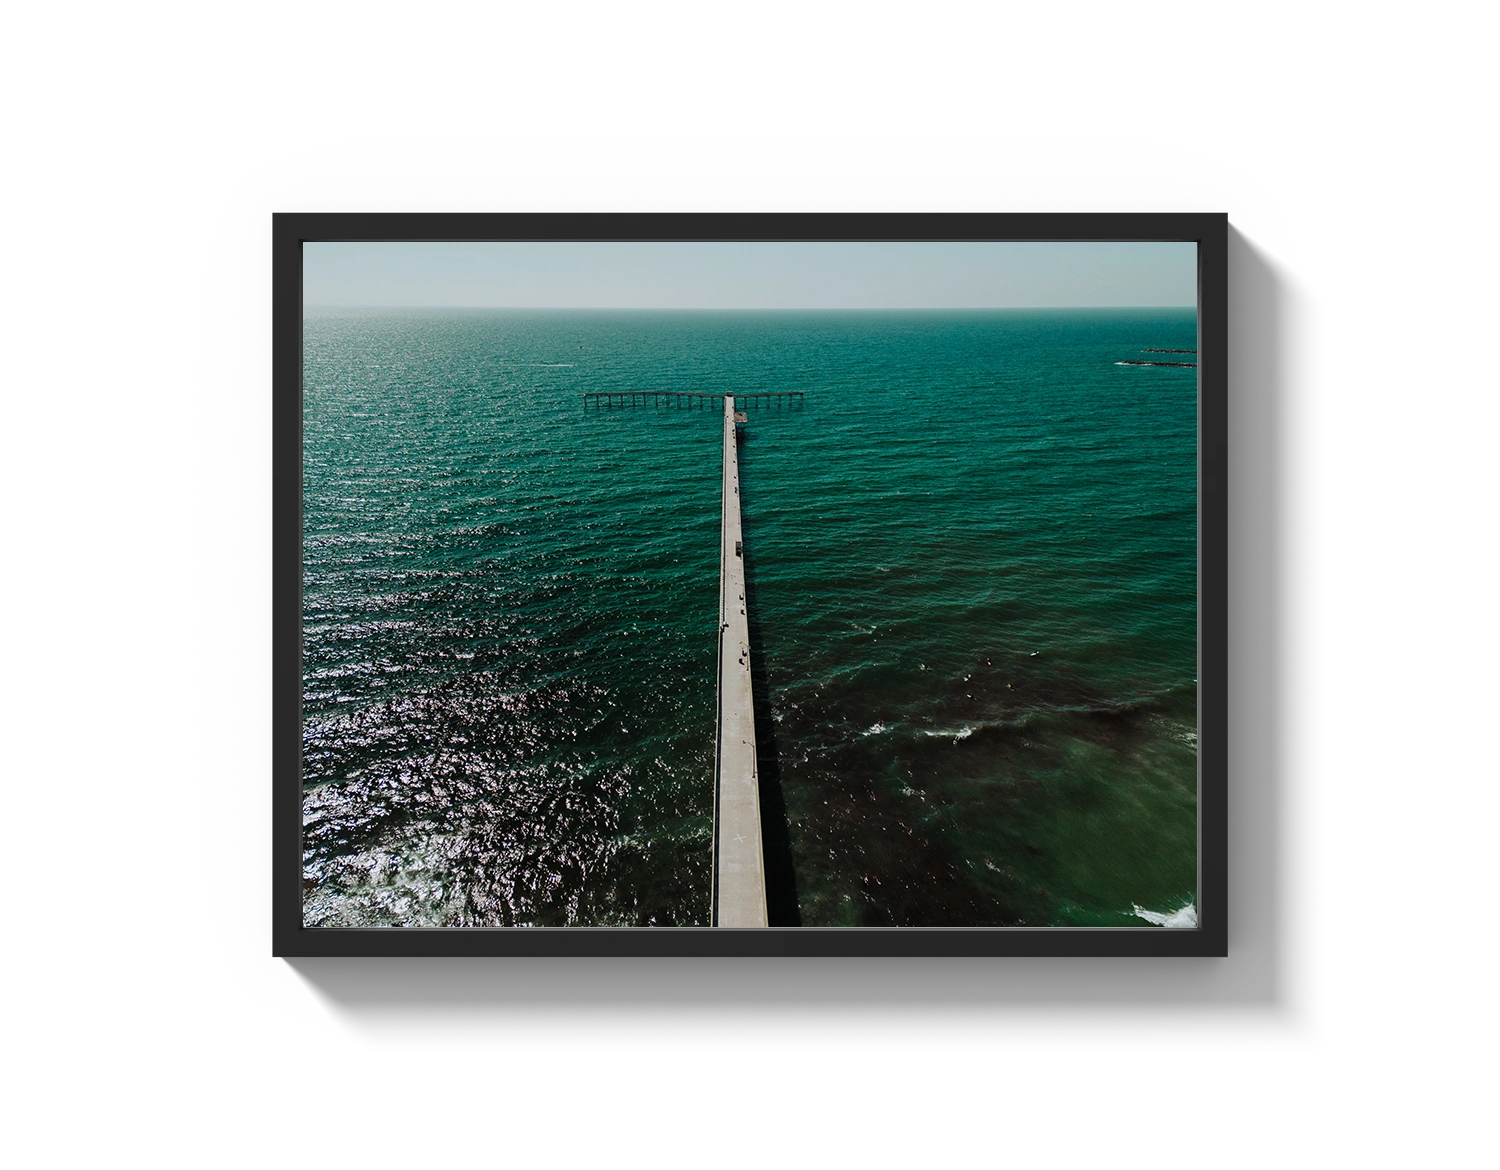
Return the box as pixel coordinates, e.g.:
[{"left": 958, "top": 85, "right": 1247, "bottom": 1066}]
[
  {"left": 582, "top": 390, "right": 803, "bottom": 408},
  {"left": 711, "top": 395, "right": 768, "bottom": 927}
]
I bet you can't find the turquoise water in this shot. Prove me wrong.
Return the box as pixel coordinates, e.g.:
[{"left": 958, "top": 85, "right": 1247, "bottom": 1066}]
[{"left": 301, "top": 309, "right": 1198, "bottom": 927}]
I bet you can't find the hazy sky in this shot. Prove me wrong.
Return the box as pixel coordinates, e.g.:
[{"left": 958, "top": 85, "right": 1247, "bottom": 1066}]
[{"left": 304, "top": 241, "right": 1197, "bottom": 309}]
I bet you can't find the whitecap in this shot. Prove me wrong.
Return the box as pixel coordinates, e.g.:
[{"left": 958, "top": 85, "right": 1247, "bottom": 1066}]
[
  {"left": 921, "top": 726, "right": 973, "bottom": 740},
  {"left": 862, "top": 722, "right": 887, "bottom": 737},
  {"left": 1132, "top": 901, "right": 1198, "bottom": 928}
]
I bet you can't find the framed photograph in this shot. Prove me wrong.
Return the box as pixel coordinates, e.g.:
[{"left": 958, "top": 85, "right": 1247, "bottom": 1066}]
[{"left": 190, "top": 128, "right": 1326, "bottom": 1050}]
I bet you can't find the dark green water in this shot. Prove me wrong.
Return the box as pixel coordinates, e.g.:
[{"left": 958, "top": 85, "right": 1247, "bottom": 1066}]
[{"left": 302, "top": 309, "right": 1198, "bottom": 927}]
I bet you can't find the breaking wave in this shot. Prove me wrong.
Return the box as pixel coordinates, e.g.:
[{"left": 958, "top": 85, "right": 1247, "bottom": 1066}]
[{"left": 1132, "top": 900, "right": 1198, "bottom": 928}]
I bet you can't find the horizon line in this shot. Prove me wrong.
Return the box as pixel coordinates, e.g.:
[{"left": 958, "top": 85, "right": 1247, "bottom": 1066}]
[{"left": 302, "top": 303, "right": 1198, "bottom": 312}]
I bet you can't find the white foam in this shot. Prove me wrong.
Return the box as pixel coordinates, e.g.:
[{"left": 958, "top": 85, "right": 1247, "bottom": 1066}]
[
  {"left": 1132, "top": 901, "right": 1198, "bottom": 928},
  {"left": 862, "top": 722, "right": 888, "bottom": 737}
]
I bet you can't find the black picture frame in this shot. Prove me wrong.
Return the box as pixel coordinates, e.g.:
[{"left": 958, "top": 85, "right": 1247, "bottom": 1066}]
[{"left": 190, "top": 128, "right": 1326, "bottom": 1050}]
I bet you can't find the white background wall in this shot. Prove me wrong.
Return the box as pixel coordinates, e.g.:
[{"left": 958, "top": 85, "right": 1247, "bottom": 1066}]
[{"left": 2, "top": 2, "right": 1494, "bottom": 1165}]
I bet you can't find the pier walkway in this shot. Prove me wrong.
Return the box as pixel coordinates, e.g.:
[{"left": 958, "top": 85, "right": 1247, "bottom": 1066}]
[{"left": 712, "top": 394, "right": 767, "bottom": 927}]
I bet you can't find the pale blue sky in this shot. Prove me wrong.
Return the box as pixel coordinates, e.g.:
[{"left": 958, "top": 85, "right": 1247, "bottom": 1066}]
[{"left": 304, "top": 241, "right": 1196, "bottom": 309}]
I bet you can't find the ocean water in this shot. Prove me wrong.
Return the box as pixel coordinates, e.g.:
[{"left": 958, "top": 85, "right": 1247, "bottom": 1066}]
[{"left": 301, "top": 308, "right": 1198, "bottom": 927}]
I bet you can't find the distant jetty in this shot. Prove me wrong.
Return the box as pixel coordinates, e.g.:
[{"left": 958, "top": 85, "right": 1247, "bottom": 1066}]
[{"left": 1117, "top": 360, "right": 1197, "bottom": 368}]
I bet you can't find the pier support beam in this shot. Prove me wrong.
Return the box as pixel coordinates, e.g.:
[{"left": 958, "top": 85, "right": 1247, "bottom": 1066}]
[{"left": 712, "top": 395, "right": 767, "bottom": 927}]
